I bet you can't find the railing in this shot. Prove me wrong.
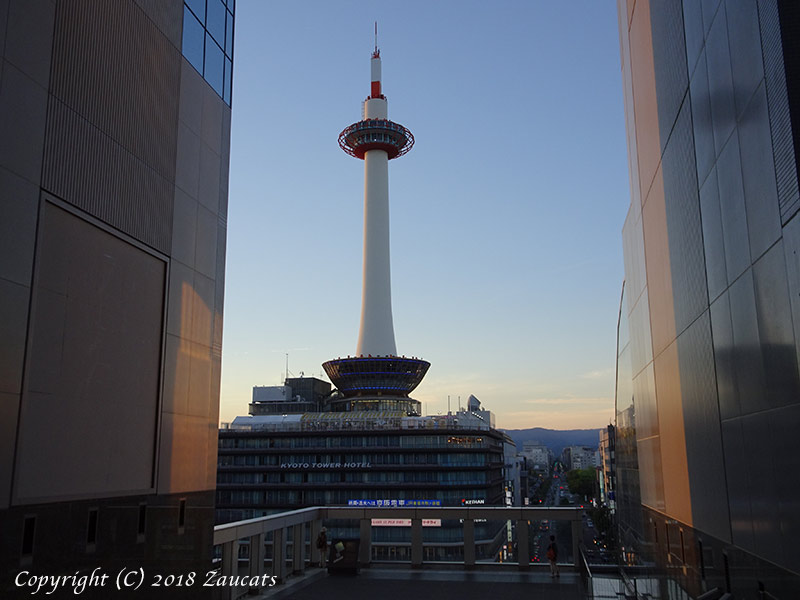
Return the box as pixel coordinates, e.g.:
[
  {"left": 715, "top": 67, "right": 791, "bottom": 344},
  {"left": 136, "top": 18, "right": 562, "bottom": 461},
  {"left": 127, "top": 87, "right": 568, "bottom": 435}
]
[
  {"left": 212, "top": 505, "right": 584, "bottom": 599},
  {"left": 578, "top": 545, "right": 594, "bottom": 599}
]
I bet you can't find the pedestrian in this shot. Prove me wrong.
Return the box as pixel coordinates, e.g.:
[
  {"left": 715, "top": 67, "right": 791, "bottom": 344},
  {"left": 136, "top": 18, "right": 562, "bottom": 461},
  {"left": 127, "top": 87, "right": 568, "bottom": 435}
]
[
  {"left": 316, "top": 527, "right": 328, "bottom": 568},
  {"left": 546, "top": 535, "right": 559, "bottom": 578}
]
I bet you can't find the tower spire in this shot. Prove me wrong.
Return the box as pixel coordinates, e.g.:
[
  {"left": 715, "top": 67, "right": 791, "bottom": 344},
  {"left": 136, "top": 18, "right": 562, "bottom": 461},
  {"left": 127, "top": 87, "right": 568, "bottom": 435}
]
[{"left": 323, "top": 42, "right": 428, "bottom": 413}]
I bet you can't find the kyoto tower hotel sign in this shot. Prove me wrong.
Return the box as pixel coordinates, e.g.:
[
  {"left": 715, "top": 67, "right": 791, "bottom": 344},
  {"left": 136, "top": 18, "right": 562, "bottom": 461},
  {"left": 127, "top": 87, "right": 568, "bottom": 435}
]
[{"left": 323, "top": 39, "right": 429, "bottom": 414}]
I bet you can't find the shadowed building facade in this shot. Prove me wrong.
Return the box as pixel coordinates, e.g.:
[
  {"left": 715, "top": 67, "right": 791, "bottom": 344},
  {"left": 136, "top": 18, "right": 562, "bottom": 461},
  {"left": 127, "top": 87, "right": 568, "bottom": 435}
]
[
  {"left": 0, "top": 0, "right": 233, "bottom": 596},
  {"left": 616, "top": 0, "right": 800, "bottom": 598}
]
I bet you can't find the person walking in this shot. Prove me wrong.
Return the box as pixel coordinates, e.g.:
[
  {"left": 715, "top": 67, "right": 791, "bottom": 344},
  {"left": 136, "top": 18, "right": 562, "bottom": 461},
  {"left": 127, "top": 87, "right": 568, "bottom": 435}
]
[
  {"left": 316, "top": 527, "right": 328, "bottom": 568},
  {"left": 546, "top": 535, "right": 559, "bottom": 578}
]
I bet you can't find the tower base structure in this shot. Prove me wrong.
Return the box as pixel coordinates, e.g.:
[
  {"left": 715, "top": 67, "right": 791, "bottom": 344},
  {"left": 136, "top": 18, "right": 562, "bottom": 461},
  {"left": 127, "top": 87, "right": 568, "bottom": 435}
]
[{"left": 322, "top": 356, "right": 430, "bottom": 415}]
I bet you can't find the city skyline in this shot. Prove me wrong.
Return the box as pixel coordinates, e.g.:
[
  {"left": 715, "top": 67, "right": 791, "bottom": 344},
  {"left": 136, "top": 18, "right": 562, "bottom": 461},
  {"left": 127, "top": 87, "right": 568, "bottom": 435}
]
[{"left": 220, "top": 1, "right": 629, "bottom": 430}]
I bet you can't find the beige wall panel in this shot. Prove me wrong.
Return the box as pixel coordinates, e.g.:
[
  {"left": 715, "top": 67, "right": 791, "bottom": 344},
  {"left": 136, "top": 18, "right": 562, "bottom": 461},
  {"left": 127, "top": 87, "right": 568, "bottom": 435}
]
[
  {"left": 162, "top": 333, "right": 190, "bottom": 416},
  {"left": 642, "top": 168, "right": 676, "bottom": 358},
  {"left": 633, "top": 362, "right": 658, "bottom": 441},
  {"left": 622, "top": 210, "right": 647, "bottom": 311},
  {"left": 618, "top": 0, "right": 641, "bottom": 220},
  {"left": 628, "top": 289, "right": 654, "bottom": 376},
  {"left": 166, "top": 261, "right": 195, "bottom": 339},
  {"left": 637, "top": 435, "right": 665, "bottom": 512},
  {"left": 190, "top": 272, "right": 215, "bottom": 347},
  {"left": 628, "top": 0, "right": 661, "bottom": 208},
  {"left": 157, "top": 412, "right": 215, "bottom": 494},
  {"left": 653, "top": 341, "right": 692, "bottom": 525},
  {"left": 206, "top": 354, "right": 222, "bottom": 490},
  {"left": 187, "top": 340, "right": 213, "bottom": 419},
  {"left": 171, "top": 187, "right": 198, "bottom": 268},
  {"left": 179, "top": 61, "right": 205, "bottom": 136}
]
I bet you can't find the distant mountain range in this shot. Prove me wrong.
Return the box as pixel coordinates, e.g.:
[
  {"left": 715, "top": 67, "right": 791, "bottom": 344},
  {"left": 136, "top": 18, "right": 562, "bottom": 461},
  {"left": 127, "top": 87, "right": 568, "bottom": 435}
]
[{"left": 501, "top": 427, "right": 604, "bottom": 455}]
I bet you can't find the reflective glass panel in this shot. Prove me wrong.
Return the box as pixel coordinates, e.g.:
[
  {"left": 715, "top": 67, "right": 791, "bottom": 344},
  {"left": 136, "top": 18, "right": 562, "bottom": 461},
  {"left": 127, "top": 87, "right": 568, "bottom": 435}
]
[
  {"left": 225, "top": 10, "right": 234, "bottom": 57},
  {"left": 182, "top": 6, "right": 205, "bottom": 75},
  {"left": 224, "top": 57, "right": 232, "bottom": 105},
  {"left": 206, "top": 0, "right": 226, "bottom": 47},
  {"left": 185, "top": 0, "right": 205, "bottom": 22},
  {"left": 204, "top": 33, "right": 224, "bottom": 96}
]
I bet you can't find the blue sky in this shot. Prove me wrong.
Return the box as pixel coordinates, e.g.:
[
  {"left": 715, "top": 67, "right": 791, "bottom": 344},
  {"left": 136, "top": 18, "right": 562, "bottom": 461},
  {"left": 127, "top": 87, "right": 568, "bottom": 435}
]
[{"left": 220, "top": 1, "right": 630, "bottom": 430}]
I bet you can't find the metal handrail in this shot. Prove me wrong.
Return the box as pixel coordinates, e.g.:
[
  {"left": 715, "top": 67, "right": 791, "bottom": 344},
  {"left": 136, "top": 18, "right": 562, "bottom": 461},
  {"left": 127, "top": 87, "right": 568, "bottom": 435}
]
[
  {"left": 578, "top": 544, "right": 594, "bottom": 599},
  {"left": 211, "top": 506, "right": 585, "bottom": 600}
]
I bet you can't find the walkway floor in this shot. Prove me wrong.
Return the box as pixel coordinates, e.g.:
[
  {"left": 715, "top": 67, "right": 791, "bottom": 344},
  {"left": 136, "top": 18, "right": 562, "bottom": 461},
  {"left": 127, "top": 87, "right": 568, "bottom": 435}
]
[{"left": 265, "top": 567, "right": 585, "bottom": 600}]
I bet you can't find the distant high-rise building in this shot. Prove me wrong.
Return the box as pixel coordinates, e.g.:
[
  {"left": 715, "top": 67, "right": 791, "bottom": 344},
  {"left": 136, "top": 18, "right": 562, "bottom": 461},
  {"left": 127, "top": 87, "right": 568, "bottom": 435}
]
[
  {"left": 561, "top": 446, "right": 597, "bottom": 471},
  {"left": 617, "top": 0, "right": 800, "bottom": 596},
  {"left": 0, "top": 1, "right": 233, "bottom": 594},
  {"left": 522, "top": 441, "right": 551, "bottom": 474}
]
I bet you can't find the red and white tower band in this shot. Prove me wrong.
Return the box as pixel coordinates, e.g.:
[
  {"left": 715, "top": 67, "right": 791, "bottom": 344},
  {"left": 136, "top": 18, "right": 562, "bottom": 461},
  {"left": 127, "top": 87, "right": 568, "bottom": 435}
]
[{"left": 323, "top": 39, "right": 429, "bottom": 413}]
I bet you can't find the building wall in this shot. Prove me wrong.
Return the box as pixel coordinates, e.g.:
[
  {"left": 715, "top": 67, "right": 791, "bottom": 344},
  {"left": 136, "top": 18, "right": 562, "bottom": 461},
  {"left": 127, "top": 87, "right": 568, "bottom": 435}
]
[
  {"left": 617, "top": 0, "right": 800, "bottom": 596},
  {"left": 0, "top": 0, "right": 231, "bottom": 588}
]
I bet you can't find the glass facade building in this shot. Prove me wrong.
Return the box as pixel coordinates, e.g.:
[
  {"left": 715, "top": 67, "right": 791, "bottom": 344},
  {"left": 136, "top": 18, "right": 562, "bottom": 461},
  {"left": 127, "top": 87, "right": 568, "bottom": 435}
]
[
  {"left": 617, "top": 0, "right": 800, "bottom": 597},
  {"left": 0, "top": 1, "right": 232, "bottom": 596}
]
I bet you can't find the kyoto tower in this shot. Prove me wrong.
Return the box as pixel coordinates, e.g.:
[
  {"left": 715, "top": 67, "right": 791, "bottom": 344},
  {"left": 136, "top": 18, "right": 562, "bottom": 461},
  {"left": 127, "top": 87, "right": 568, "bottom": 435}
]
[{"left": 323, "top": 35, "right": 429, "bottom": 415}]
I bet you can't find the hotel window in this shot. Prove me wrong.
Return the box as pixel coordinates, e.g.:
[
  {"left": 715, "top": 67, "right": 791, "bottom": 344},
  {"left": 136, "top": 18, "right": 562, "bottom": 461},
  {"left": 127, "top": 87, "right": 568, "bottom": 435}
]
[{"left": 182, "top": 0, "right": 234, "bottom": 105}]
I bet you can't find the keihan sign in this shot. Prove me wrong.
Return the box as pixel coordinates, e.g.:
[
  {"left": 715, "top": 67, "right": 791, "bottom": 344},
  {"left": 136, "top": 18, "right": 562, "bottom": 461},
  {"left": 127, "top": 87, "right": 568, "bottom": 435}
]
[{"left": 279, "top": 462, "right": 372, "bottom": 469}]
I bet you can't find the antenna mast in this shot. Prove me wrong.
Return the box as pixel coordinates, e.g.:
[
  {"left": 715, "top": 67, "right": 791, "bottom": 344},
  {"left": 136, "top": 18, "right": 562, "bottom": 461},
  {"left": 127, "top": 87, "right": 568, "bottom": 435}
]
[{"left": 373, "top": 21, "right": 379, "bottom": 58}]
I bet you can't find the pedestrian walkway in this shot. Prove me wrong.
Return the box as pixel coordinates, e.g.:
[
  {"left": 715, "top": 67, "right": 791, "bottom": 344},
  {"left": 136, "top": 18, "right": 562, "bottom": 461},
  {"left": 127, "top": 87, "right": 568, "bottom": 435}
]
[{"left": 265, "top": 567, "right": 584, "bottom": 600}]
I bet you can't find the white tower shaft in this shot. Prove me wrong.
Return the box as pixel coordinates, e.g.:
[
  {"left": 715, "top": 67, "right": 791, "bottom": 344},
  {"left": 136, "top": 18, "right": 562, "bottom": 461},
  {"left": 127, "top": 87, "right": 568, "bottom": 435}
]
[{"left": 357, "top": 54, "right": 396, "bottom": 357}]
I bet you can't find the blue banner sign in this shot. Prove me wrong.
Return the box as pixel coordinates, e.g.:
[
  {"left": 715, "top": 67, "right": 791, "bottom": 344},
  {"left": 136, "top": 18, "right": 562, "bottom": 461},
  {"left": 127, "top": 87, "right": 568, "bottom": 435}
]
[{"left": 347, "top": 499, "right": 441, "bottom": 507}]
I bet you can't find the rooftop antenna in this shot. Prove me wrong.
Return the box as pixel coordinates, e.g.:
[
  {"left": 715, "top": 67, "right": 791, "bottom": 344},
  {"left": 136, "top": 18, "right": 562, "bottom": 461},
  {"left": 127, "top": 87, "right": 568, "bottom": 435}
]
[{"left": 373, "top": 21, "right": 379, "bottom": 58}]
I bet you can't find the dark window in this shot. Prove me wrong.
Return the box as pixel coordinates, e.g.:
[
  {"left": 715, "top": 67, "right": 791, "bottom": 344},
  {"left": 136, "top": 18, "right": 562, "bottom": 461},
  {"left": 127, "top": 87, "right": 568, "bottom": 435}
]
[
  {"left": 182, "top": 6, "right": 205, "bottom": 75},
  {"left": 87, "top": 509, "right": 98, "bottom": 546},
  {"left": 137, "top": 503, "right": 147, "bottom": 538},
  {"left": 22, "top": 516, "right": 36, "bottom": 556},
  {"left": 723, "top": 552, "right": 731, "bottom": 592},
  {"left": 178, "top": 498, "right": 187, "bottom": 533}
]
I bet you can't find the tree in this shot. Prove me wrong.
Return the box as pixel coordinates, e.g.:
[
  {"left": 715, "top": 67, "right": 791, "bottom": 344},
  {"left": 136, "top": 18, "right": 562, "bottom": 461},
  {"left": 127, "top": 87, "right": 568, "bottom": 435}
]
[{"left": 565, "top": 468, "right": 595, "bottom": 499}]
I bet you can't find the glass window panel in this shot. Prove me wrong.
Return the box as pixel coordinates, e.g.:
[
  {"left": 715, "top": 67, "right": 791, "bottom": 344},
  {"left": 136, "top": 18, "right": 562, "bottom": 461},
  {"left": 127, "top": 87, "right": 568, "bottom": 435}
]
[
  {"left": 204, "top": 33, "right": 224, "bottom": 96},
  {"left": 225, "top": 10, "right": 234, "bottom": 57},
  {"left": 222, "top": 58, "right": 233, "bottom": 106},
  {"left": 182, "top": 6, "right": 205, "bottom": 74},
  {"left": 206, "top": 0, "right": 226, "bottom": 47},
  {"left": 185, "top": 0, "right": 205, "bottom": 22}
]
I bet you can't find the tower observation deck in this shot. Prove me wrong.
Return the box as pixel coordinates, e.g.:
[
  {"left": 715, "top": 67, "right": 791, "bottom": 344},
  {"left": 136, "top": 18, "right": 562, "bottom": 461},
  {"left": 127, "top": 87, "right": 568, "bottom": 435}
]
[{"left": 323, "top": 41, "right": 429, "bottom": 414}]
